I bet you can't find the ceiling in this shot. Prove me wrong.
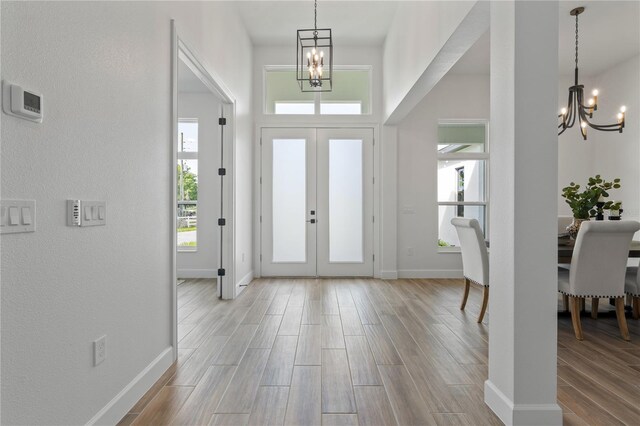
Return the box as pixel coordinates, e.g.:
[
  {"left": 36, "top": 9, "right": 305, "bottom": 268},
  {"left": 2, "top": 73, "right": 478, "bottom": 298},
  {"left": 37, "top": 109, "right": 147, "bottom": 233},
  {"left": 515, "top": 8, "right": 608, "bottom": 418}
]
[
  {"left": 234, "top": 1, "right": 638, "bottom": 76},
  {"left": 449, "top": 1, "right": 640, "bottom": 76},
  {"left": 558, "top": 1, "right": 639, "bottom": 76},
  {"left": 234, "top": 1, "right": 398, "bottom": 46}
]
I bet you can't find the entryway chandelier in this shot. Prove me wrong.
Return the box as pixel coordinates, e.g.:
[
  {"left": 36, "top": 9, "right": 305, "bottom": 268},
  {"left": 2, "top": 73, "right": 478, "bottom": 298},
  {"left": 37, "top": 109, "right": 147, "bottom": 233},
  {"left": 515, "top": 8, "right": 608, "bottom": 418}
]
[
  {"left": 296, "top": 0, "right": 333, "bottom": 92},
  {"left": 558, "top": 6, "right": 626, "bottom": 140}
]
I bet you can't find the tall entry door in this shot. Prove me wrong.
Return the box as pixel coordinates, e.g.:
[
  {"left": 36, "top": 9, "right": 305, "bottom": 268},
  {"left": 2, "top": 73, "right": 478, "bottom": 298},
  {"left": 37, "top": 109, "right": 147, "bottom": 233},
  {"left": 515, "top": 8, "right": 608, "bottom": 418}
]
[{"left": 260, "top": 128, "right": 374, "bottom": 277}]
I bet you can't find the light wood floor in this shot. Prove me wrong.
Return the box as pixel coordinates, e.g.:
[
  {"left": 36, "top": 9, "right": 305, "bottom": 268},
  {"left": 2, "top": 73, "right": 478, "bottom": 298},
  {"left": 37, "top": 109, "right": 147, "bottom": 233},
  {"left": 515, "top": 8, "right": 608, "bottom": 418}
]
[{"left": 119, "top": 278, "right": 640, "bottom": 426}]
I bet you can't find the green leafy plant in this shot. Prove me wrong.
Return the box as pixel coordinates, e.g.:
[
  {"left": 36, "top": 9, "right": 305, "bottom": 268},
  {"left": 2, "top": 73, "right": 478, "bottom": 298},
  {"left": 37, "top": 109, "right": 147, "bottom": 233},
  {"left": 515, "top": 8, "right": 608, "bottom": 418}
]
[{"left": 561, "top": 175, "right": 621, "bottom": 219}]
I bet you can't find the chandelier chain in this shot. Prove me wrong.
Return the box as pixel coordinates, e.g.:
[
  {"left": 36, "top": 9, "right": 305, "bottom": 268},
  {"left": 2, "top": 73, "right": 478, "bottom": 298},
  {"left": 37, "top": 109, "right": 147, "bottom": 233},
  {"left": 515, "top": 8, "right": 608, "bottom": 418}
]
[
  {"left": 314, "top": 0, "right": 317, "bottom": 30},
  {"left": 575, "top": 12, "right": 579, "bottom": 68}
]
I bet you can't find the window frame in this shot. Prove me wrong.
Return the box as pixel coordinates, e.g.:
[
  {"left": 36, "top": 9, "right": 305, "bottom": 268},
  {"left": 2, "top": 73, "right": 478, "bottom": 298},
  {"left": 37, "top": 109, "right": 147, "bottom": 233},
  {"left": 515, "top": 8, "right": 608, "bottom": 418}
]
[
  {"left": 177, "top": 118, "right": 199, "bottom": 252},
  {"left": 437, "top": 119, "right": 490, "bottom": 252},
  {"left": 263, "top": 65, "right": 373, "bottom": 116}
]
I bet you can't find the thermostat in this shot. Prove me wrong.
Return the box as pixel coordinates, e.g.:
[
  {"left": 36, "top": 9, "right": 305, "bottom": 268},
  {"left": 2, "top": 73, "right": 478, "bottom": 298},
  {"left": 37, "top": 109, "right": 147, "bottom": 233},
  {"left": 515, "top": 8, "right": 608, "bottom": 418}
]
[{"left": 2, "top": 81, "right": 43, "bottom": 123}]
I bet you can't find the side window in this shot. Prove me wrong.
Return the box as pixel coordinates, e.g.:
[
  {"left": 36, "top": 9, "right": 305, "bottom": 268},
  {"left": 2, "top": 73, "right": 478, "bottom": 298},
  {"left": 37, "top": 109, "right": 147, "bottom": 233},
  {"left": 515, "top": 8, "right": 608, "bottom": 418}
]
[
  {"left": 177, "top": 120, "right": 198, "bottom": 251},
  {"left": 437, "top": 121, "right": 489, "bottom": 248}
]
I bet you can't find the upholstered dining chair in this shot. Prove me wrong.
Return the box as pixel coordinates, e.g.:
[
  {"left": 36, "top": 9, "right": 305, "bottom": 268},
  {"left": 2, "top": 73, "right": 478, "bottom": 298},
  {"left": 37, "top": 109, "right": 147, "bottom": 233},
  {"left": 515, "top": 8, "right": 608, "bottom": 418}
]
[
  {"left": 451, "top": 218, "right": 489, "bottom": 323},
  {"left": 558, "top": 221, "right": 640, "bottom": 341},
  {"left": 626, "top": 262, "right": 640, "bottom": 320}
]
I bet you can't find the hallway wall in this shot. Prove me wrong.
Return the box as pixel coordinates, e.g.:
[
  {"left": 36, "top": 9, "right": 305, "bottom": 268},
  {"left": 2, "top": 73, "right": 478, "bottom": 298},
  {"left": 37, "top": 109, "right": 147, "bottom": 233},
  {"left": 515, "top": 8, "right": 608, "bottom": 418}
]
[
  {"left": 0, "top": 2, "right": 252, "bottom": 424},
  {"left": 396, "top": 73, "right": 489, "bottom": 277}
]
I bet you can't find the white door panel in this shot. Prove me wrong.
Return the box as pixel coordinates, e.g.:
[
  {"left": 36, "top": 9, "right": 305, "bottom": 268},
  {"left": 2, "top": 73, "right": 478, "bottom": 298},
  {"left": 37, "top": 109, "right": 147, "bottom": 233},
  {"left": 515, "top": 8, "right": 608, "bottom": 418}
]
[
  {"left": 317, "top": 128, "right": 374, "bottom": 276},
  {"left": 261, "top": 128, "right": 316, "bottom": 276}
]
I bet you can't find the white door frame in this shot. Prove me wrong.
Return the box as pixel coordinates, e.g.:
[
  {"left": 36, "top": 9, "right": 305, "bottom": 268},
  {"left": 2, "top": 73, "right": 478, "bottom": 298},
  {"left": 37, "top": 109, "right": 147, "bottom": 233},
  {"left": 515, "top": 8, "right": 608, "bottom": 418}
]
[
  {"left": 254, "top": 123, "right": 380, "bottom": 278},
  {"left": 171, "top": 21, "right": 237, "bottom": 360}
]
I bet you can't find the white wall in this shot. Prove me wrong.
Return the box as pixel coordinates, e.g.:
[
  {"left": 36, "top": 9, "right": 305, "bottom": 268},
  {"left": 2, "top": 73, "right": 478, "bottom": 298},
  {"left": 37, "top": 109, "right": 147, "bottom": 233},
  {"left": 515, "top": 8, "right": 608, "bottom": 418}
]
[
  {"left": 382, "top": 1, "right": 476, "bottom": 120},
  {"left": 558, "top": 55, "right": 640, "bottom": 234},
  {"left": 177, "top": 93, "right": 221, "bottom": 278},
  {"left": 0, "top": 2, "right": 252, "bottom": 424},
  {"left": 397, "top": 73, "right": 489, "bottom": 277}
]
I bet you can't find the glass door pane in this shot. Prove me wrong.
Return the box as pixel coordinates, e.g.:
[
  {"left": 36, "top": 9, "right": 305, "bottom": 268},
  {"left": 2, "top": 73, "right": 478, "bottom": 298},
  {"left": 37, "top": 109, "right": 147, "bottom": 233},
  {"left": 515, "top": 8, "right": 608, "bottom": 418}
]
[
  {"left": 272, "top": 139, "right": 307, "bottom": 262},
  {"left": 329, "top": 139, "right": 363, "bottom": 262}
]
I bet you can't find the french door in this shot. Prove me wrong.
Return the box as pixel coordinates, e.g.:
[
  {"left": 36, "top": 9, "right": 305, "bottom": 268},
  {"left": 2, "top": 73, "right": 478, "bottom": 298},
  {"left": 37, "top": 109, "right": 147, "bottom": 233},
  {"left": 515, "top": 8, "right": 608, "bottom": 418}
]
[{"left": 261, "top": 127, "right": 374, "bottom": 277}]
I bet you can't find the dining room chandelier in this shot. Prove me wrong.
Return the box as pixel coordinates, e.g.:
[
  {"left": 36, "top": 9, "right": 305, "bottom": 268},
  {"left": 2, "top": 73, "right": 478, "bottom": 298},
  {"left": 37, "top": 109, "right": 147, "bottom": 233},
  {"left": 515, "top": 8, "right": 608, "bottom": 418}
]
[
  {"left": 296, "top": 0, "right": 333, "bottom": 92},
  {"left": 558, "top": 6, "right": 626, "bottom": 140}
]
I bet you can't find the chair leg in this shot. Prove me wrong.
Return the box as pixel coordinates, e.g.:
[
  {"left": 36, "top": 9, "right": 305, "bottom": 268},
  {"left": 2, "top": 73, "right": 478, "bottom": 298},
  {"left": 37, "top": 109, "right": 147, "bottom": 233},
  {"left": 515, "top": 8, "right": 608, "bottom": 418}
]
[
  {"left": 615, "top": 298, "right": 631, "bottom": 341},
  {"left": 477, "top": 286, "right": 489, "bottom": 323},
  {"left": 570, "top": 297, "right": 584, "bottom": 341},
  {"left": 633, "top": 297, "right": 640, "bottom": 320},
  {"left": 460, "top": 278, "right": 470, "bottom": 310},
  {"left": 562, "top": 294, "right": 569, "bottom": 312},
  {"left": 591, "top": 298, "right": 599, "bottom": 319}
]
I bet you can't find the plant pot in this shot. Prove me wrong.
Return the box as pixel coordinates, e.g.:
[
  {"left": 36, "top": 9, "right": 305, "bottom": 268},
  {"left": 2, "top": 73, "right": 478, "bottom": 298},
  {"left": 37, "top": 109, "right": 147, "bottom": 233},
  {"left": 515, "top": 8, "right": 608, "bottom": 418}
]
[{"left": 567, "top": 218, "right": 589, "bottom": 240}]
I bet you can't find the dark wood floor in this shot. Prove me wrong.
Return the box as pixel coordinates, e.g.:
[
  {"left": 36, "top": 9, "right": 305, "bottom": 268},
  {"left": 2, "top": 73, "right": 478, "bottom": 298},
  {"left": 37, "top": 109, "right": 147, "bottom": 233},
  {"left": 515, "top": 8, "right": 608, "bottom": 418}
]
[{"left": 119, "top": 278, "right": 640, "bottom": 426}]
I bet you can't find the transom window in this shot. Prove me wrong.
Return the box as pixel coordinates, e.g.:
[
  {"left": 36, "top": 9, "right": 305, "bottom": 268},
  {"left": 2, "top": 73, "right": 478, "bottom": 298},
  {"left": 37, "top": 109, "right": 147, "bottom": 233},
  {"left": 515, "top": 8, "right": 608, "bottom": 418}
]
[
  {"left": 265, "top": 67, "right": 371, "bottom": 115},
  {"left": 437, "top": 121, "right": 489, "bottom": 249}
]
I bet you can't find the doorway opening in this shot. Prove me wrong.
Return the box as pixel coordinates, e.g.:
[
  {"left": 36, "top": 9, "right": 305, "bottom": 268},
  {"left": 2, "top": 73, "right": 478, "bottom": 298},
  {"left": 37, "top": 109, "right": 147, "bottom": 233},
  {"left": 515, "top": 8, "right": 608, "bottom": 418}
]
[{"left": 171, "top": 22, "right": 236, "bottom": 356}]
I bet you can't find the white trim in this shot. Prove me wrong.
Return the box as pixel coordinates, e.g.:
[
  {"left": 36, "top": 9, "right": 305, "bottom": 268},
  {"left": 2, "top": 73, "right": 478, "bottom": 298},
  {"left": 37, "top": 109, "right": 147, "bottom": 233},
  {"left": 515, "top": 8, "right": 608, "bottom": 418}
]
[
  {"left": 177, "top": 269, "right": 217, "bottom": 279},
  {"left": 397, "top": 269, "right": 464, "bottom": 279},
  {"left": 86, "top": 347, "right": 174, "bottom": 426},
  {"left": 379, "top": 270, "right": 398, "bottom": 280},
  {"left": 438, "top": 247, "right": 462, "bottom": 253},
  {"left": 484, "top": 380, "right": 563, "bottom": 426},
  {"left": 437, "top": 152, "right": 490, "bottom": 160},
  {"left": 236, "top": 270, "right": 254, "bottom": 294},
  {"left": 170, "top": 20, "right": 179, "bottom": 363}
]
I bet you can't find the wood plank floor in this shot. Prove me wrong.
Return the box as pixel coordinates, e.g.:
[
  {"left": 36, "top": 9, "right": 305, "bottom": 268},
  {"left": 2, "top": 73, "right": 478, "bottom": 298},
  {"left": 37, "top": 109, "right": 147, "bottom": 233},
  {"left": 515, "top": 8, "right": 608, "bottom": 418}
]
[{"left": 121, "top": 278, "right": 640, "bottom": 426}]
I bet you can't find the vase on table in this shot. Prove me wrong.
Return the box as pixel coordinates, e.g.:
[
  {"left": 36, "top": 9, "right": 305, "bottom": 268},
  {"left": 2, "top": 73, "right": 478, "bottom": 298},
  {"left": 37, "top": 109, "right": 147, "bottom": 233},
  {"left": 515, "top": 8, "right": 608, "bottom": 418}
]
[{"left": 567, "top": 218, "right": 589, "bottom": 240}]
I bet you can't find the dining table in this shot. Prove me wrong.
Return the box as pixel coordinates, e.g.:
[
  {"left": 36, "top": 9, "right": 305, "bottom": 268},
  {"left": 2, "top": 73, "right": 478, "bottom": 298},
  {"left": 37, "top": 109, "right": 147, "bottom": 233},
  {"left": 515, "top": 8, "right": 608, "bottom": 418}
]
[{"left": 558, "top": 238, "right": 640, "bottom": 264}]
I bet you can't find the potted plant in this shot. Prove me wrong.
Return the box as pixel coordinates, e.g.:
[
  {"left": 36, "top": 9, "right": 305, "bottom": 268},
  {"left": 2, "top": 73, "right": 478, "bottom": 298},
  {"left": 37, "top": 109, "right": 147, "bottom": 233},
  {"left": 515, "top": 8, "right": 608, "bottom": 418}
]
[
  {"left": 607, "top": 201, "right": 623, "bottom": 220},
  {"left": 561, "top": 175, "right": 621, "bottom": 238}
]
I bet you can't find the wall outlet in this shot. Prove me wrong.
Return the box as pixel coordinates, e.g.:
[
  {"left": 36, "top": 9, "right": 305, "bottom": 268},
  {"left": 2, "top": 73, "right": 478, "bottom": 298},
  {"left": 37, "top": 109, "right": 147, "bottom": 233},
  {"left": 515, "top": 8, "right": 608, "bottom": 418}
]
[
  {"left": 407, "top": 247, "right": 414, "bottom": 256},
  {"left": 94, "top": 335, "right": 106, "bottom": 366}
]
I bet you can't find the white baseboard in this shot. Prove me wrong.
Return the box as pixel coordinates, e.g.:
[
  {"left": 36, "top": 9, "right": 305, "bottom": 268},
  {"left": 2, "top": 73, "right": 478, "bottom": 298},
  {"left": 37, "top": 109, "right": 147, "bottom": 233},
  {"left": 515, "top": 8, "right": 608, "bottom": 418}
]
[
  {"left": 484, "top": 380, "right": 562, "bottom": 426},
  {"left": 177, "top": 268, "right": 216, "bottom": 279},
  {"left": 237, "top": 270, "right": 254, "bottom": 288},
  {"left": 397, "top": 269, "right": 463, "bottom": 279},
  {"left": 87, "top": 347, "right": 174, "bottom": 426},
  {"left": 379, "top": 270, "right": 398, "bottom": 280}
]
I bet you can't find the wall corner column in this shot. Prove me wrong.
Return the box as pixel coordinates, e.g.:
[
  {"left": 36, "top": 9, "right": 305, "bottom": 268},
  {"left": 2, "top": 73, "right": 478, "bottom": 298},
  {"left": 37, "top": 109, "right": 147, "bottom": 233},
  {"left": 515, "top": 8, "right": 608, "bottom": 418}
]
[{"left": 485, "top": 1, "right": 562, "bottom": 425}]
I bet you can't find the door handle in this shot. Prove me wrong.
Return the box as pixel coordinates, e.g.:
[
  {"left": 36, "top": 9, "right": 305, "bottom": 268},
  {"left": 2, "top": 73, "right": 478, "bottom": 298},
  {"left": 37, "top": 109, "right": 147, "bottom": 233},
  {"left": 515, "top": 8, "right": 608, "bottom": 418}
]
[{"left": 306, "top": 219, "right": 316, "bottom": 224}]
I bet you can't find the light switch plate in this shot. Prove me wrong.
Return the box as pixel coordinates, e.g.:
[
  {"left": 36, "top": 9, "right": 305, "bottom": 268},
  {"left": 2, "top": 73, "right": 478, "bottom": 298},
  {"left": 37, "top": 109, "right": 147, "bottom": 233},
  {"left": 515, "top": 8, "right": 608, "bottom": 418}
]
[
  {"left": 0, "top": 200, "right": 36, "bottom": 234},
  {"left": 81, "top": 201, "right": 106, "bottom": 226}
]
